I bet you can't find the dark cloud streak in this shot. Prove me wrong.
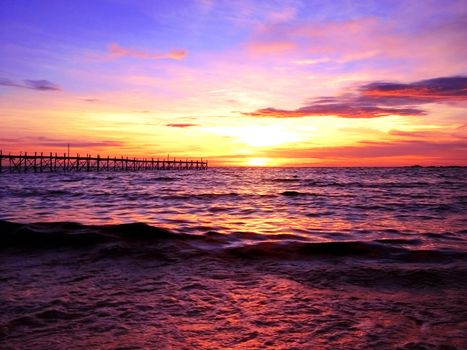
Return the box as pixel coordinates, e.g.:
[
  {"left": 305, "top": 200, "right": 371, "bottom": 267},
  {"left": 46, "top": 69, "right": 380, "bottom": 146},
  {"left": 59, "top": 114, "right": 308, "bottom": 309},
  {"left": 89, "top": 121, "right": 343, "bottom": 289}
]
[
  {"left": 24, "top": 80, "right": 61, "bottom": 91},
  {"left": 0, "top": 78, "right": 61, "bottom": 91},
  {"left": 360, "top": 76, "right": 467, "bottom": 103},
  {"left": 245, "top": 76, "right": 466, "bottom": 119}
]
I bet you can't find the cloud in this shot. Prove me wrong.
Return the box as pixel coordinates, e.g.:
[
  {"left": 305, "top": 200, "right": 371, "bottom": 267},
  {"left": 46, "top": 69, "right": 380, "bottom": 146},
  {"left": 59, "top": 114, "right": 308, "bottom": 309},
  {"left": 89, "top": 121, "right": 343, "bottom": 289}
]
[
  {"left": 166, "top": 123, "right": 199, "bottom": 128},
  {"left": 211, "top": 137, "right": 467, "bottom": 165},
  {"left": 389, "top": 127, "right": 467, "bottom": 141},
  {"left": 108, "top": 43, "right": 187, "bottom": 60},
  {"left": 389, "top": 130, "right": 438, "bottom": 138},
  {"left": 245, "top": 75, "right": 466, "bottom": 119},
  {"left": 267, "top": 139, "right": 467, "bottom": 161},
  {"left": 360, "top": 76, "right": 467, "bottom": 104},
  {"left": 0, "top": 78, "right": 61, "bottom": 91},
  {"left": 245, "top": 104, "right": 425, "bottom": 119},
  {"left": 36, "top": 140, "right": 125, "bottom": 148},
  {"left": 266, "top": 6, "right": 297, "bottom": 23},
  {"left": 197, "top": 0, "right": 215, "bottom": 12},
  {"left": 246, "top": 40, "right": 296, "bottom": 55},
  {"left": 0, "top": 136, "right": 125, "bottom": 150},
  {"left": 247, "top": 18, "right": 379, "bottom": 58},
  {"left": 0, "top": 78, "right": 21, "bottom": 88},
  {"left": 24, "top": 80, "right": 61, "bottom": 91},
  {"left": 244, "top": 10, "right": 467, "bottom": 75}
]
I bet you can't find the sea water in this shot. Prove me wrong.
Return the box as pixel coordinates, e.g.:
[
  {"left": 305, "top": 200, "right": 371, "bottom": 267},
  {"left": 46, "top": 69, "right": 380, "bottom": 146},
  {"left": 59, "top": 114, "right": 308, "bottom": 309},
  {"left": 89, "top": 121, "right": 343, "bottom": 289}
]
[{"left": 1, "top": 167, "right": 466, "bottom": 349}]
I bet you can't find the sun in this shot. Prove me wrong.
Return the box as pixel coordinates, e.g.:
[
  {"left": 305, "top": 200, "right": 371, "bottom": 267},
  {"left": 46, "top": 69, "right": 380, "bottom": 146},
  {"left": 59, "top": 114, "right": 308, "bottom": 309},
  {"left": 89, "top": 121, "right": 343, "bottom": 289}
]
[{"left": 246, "top": 157, "right": 271, "bottom": 166}]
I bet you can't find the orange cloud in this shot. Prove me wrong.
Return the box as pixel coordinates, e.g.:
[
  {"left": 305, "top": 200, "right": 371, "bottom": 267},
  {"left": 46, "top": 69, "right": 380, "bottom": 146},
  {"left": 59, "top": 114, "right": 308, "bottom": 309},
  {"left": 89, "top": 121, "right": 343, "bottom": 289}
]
[
  {"left": 108, "top": 43, "right": 187, "bottom": 60},
  {"left": 244, "top": 105, "right": 424, "bottom": 119},
  {"left": 166, "top": 123, "right": 199, "bottom": 128}
]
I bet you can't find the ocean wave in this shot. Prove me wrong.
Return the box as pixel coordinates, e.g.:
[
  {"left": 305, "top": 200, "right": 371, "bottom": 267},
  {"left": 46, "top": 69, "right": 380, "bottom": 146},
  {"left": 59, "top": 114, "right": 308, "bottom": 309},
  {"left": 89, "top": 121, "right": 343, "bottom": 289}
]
[
  {"left": 291, "top": 264, "right": 467, "bottom": 290},
  {"left": 280, "top": 190, "right": 343, "bottom": 198},
  {"left": 4, "top": 189, "right": 74, "bottom": 198},
  {"left": 152, "top": 176, "right": 177, "bottom": 182},
  {"left": 304, "top": 180, "right": 450, "bottom": 189},
  {"left": 269, "top": 178, "right": 300, "bottom": 183},
  {"left": 1, "top": 220, "right": 465, "bottom": 263},
  {"left": 160, "top": 192, "right": 277, "bottom": 200},
  {"left": 224, "top": 240, "right": 466, "bottom": 262}
]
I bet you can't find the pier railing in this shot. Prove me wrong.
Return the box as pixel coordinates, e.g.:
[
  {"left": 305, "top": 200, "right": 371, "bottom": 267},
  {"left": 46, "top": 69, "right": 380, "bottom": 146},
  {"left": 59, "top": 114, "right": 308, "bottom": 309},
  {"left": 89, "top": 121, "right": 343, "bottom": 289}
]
[{"left": 0, "top": 151, "right": 208, "bottom": 173}]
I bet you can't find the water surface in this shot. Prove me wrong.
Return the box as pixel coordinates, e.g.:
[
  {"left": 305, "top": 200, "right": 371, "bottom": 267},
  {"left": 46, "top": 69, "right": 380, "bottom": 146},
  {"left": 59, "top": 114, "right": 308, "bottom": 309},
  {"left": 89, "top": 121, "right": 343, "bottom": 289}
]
[{"left": 1, "top": 167, "right": 466, "bottom": 349}]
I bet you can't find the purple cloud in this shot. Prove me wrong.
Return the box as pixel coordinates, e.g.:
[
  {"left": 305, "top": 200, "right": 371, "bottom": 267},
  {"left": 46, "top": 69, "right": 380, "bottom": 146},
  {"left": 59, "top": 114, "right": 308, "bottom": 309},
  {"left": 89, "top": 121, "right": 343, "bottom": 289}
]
[
  {"left": 24, "top": 80, "right": 61, "bottom": 91},
  {"left": 360, "top": 76, "right": 467, "bottom": 103},
  {"left": 0, "top": 78, "right": 61, "bottom": 91},
  {"left": 0, "top": 78, "right": 22, "bottom": 88}
]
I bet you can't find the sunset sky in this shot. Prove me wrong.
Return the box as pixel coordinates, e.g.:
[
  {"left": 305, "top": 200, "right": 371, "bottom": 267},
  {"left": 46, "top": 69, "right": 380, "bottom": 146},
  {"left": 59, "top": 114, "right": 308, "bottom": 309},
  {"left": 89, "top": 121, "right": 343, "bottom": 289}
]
[{"left": 1, "top": 0, "right": 466, "bottom": 166}]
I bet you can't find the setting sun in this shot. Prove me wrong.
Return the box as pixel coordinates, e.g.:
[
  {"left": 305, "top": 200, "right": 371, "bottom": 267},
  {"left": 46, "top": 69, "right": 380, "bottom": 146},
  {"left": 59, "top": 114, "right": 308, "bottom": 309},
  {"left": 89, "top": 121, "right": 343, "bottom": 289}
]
[{"left": 246, "top": 157, "right": 271, "bottom": 166}]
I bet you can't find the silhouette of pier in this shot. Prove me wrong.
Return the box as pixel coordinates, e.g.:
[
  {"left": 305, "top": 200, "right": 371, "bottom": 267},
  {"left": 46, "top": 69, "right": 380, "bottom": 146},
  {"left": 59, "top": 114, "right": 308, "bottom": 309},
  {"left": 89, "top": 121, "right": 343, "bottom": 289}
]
[{"left": 0, "top": 151, "right": 208, "bottom": 173}]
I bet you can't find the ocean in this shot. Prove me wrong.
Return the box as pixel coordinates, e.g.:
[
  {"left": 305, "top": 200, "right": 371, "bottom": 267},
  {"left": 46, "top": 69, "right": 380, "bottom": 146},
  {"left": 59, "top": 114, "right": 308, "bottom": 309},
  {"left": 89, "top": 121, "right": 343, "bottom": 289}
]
[{"left": 1, "top": 167, "right": 466, "bottom": 349}]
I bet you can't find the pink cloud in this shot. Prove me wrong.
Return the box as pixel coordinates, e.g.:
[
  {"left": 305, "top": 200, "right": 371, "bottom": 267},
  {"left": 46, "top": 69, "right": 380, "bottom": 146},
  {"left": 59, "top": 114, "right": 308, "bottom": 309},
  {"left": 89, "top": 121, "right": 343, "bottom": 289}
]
[
  {"left": 266, "top": 7, "right": 297, "bottom": 23},
  {"left": 197, "top": 0, "right": 216, "bottom": 13},
  {"left": 108, "top": 43, "right": 187, "bottom": 60},
  {"left": 246, "top": 40, "right": 296, "bottom": 55},
  {"left": 243, "top": 13, "right": 466, "bottom": 75},
  {"left": 246, "top": 17, "right": 382, "bottom": 58}
]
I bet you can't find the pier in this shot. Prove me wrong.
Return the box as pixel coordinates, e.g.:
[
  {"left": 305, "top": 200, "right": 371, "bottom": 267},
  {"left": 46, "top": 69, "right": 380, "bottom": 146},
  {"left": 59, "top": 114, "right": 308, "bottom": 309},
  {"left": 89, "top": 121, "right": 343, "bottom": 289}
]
[{"left": 0, "top": 151, "right": 208, "bottom": 173}]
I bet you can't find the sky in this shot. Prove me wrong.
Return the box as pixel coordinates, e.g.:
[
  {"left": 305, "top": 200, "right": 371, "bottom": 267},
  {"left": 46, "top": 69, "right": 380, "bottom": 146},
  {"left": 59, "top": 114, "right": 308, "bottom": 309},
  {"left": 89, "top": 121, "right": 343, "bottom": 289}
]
[{"left": 0, "top": 0, "right": 466, "bottom": 166}]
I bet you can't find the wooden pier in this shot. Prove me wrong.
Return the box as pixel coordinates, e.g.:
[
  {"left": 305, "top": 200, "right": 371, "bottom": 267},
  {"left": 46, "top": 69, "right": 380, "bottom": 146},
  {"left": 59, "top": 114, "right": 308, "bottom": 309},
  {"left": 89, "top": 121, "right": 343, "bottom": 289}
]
[{"left": 0, "top": 151, "right": 208, "bottom": 173}]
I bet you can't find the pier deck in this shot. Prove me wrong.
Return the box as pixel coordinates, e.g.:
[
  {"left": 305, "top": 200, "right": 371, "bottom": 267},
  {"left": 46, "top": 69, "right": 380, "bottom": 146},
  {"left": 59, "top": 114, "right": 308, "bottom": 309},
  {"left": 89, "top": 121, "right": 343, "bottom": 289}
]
[{"left": 0, "top": 151, "right": 208, "bottom": 173}]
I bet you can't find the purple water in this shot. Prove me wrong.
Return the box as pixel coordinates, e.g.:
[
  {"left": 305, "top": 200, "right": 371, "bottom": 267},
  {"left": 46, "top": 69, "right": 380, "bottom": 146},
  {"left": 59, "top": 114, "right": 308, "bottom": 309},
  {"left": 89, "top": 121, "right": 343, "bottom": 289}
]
[{"left": 1, "top": 167, "right": 466, "bottom": 349}]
